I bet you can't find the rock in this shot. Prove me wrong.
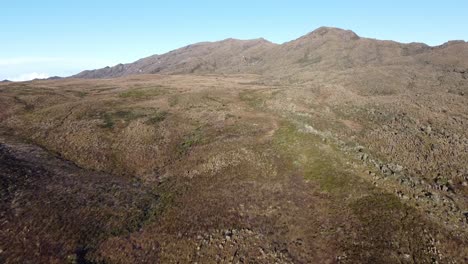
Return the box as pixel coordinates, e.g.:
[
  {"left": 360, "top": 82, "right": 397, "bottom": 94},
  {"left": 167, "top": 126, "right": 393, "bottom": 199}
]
[
  {"left": 356, "top": 146, "right": 365, "bottom": 152},
  {"left": 426, "top": 126, "right": 432, "bottom": 133},
  {"left": 397, "top": 176, "right": 416, "bottom": 188},
  {"left": 392, "top": 164, "right": 404, "bottom": 173},
  {"left": 420, "top": 125, "right": 432, "bottom": 134},
  {"left": 224, "top": 229, "right": 233, "bottom": 236},
  {"left": 424, "top": 191, "right": 433, "bottom": 199},
  {"left": 396, "top": 190, "right": 409, "bottom": 200},
  {"left": 66, "top": 254, "right": 78, "bottom": 264},
  {"left": 259, "top": 248, "right": 266, "bottom": 256},
  {"left": 431, "top": 192, "right": 441, "bottom": 203},
  {"left": 381, "top": 165, "right": 393, "bottom": 176},
  {"left": 361, "top": 153, "right": 368, "bottom": 161}
]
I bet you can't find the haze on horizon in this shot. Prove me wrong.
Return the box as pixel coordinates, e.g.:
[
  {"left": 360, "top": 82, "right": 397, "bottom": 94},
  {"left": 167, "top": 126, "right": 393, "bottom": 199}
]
[{"left": 1, "top": 0, "right": 467, "bottom": 81}]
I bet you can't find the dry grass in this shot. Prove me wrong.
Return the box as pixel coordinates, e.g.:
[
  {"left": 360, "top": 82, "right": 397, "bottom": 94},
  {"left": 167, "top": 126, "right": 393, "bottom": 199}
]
[{"left": 0, "top": 72, "right": 467, "bottom": 263}]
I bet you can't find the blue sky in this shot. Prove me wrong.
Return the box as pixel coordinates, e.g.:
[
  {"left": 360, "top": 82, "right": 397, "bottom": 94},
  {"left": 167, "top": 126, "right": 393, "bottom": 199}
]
[{"left": 1, "top": 1, "right": 467, "bottom": 81}]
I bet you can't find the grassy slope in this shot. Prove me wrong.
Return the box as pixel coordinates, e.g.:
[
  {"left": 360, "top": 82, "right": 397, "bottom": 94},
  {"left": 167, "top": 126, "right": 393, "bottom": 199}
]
[{"left": 0, "top": 74, "right": 467, "bottom": 263}]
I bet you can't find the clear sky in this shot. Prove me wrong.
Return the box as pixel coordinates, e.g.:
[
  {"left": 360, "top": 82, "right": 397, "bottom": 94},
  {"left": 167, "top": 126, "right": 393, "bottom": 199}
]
[{"left": 1, "top": 1, "right": 467, "bottom": 81}]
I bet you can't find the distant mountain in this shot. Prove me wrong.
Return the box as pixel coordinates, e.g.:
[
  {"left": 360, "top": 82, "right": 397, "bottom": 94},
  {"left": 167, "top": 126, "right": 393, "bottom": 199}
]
[
  {"left": 1, "top": 79, "right": 12, "bottom": 83},
  {"left": 73, "top": 27, "right": 468, "bottom": 79},
  {"left": 47, "top": 76, "right": 63, "bottom": 80}
]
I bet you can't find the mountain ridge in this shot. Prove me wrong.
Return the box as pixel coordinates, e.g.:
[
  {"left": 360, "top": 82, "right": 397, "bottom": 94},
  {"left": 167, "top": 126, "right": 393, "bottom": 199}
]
[{"left": 72, "top": 27, "right": 467, "bottom": 79}]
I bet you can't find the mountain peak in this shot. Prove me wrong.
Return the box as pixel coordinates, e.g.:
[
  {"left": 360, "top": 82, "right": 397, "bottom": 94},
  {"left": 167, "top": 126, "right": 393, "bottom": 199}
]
[
  {"left": 219, "top": 37, "right": 273, "bottom": 45},
  {"left": 307, "top": 26, "right": 360, "bottom": 40}
]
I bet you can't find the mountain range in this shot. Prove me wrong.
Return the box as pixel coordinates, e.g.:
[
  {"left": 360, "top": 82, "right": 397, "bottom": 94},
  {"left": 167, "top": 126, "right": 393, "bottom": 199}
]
[{"left": 73, "top": 27, "right": 468, "bottom": 79}]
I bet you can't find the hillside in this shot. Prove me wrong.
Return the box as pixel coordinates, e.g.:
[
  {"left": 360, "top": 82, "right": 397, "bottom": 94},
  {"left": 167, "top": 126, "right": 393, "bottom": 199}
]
[
  {"left": 73, "top": 27, "right": 468, "bottom": 79},
  {"left": 1, "top": 27, "right": 467, "bottom": 263},
  {"left": 74, "top": 38, "right": 276, "bottom": 78}
]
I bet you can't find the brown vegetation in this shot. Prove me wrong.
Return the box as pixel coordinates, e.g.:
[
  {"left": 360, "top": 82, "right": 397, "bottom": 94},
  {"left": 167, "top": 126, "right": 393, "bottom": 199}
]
[{"left": 1, "top": 27, "right": 467, "bottom": 263}]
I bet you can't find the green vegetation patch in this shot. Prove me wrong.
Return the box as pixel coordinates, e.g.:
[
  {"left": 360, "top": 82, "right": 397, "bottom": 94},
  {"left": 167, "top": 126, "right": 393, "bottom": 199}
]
[
  {"left": 113, "top": 110, "right": 145, "bottom": 120},
  {"left": 96, "top": 109, "right": 168, "bottom": 129},
  {"left": 351, "top": 193, "right": 405, "bottom": 224},
  {"left": 239, "top": 88, "right": 282, "bottom": 109},
  {"left": 63, "top": 90, "right": 88, "bottom": 98},
  {"left": 202, "top": 93, "right": 226, "bottom": 105},
  {"left": 119, "top": 86, "right": 166, "bottom": 99},
  {"left": 77, "top": 91, "right": 88, "bottom": 98},
  {"left": 273, "top": 121, "right": 357, "bottom": 193},
  {"left": 168, "top": 95, "right": 179, "bottom": 106},
  {"left": 239, "top": 90, "right": 266, "bottom": 108},
  {"left": 98, "top": 110, "right": 145, "bottom": 129},
  {"left": 145, "top": 111, "right": 168, "bottom": 125},
  {"left": 178, "top": 127, "right": 203, "bottom": 154},
  {"left": 100, "top": 112, "right": 116, "bottom": 128}
]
